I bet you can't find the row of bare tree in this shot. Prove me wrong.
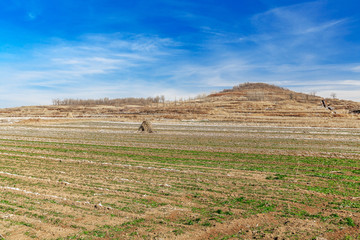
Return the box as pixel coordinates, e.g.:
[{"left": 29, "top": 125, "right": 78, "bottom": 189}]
[{"left": 52, "top": 96, "right": 165, "bottom": 106}]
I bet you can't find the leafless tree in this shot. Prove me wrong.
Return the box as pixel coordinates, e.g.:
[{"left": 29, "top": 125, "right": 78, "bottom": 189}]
[{"left": 52, "top": 96, "right": 166, "bottom": 106}]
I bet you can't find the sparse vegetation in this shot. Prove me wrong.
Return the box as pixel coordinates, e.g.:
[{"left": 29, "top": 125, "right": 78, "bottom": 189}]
[
  {"left": 52, "top": 95, "right": 165, "bottom": 106},
  {"left": 0, "top": 83, "right": 359, "bottom": 127},
  {"left": 0, "top": 120, "right": 359, "bottom": 239}
]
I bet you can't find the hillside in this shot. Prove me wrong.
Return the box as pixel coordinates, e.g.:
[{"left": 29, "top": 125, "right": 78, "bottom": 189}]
[
  {"left": 0, "top": 82, "right": 360, "bottom": 127},
  {"left": 210, "top": 82, "right": 360, "bottom": 111},
  {"left": 141, "top": 83, "right": 360, "bottom": 124}
]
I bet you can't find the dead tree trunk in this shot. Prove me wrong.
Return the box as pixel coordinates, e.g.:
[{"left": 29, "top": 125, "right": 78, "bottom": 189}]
[{"left": 321, "top": 100, "right": 327, "bottom": 108}]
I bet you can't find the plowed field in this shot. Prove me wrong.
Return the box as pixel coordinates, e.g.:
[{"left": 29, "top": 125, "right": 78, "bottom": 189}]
[{"left": 0, "top": 120, "right": 359, "bottom": 239}]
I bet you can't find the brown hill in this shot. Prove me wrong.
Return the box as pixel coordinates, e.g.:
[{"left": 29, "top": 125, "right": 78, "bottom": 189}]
[
  {"left": 0, "top": 82, "right": 360, "bottom": 127},
  {"left": 210, "top": 82, "right": 357, "bottom": 110},
  {"left": 206, "top": 82, "right": 358, "bottom": 112}
]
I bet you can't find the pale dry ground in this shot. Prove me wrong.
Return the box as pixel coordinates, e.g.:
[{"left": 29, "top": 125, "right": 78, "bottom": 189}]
[
  {"left": 2, "top": 83, "right": 360, "bottom": 127},
  {"left": 1, "top": 85, "right": 360, "bottom": 128},
  {"left": 0, "top": 119, "right": 359, "bottom": 239}
]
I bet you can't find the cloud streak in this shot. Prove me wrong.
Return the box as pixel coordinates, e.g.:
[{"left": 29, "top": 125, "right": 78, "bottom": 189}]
[
  {"left": 0, "top": 33, "right": 191, "bottom": 106},
  {"left": 183, "top": 1, "right": 360, "bottom": 101}
]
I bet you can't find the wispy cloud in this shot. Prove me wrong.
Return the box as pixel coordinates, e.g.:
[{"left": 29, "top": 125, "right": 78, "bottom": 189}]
[
  {"left": 252, "top": 1, "right": 347, "bottom": 35},
  {"left": 27, "top": 12, "right": 37, "bottom": 20},
  {"left": 0, "top": 33, "right": 184, "bottom": 106},
  {"left": 247, "top": 1, "right": 349, "bottom": 65},
  {"left": 180, "top": 1, "right": 360, "bottom": 101},
  {"left": 351, "top": 65, "right": 360, "bottom": 72},
  {"left": 301, "top": 19, "right": 347, "bottom": 34}
]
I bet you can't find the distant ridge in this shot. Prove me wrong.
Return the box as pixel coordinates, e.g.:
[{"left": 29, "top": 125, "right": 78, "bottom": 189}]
[
  {"left": 209, "top": 82, "right": 360, "bottom": 111},
  {"left": 227, "top": 82, "right": 289, "bottom": 92},
  {"left": 0, "top": 82, "right": 360, "bottom": 128},
  {"left": 210, "top": 82, "right": 316, "bottom": 102}
]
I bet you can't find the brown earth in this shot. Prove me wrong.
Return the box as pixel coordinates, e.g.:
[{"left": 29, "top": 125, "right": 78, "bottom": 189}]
[{"left": 0, "top": 120, "right": 358, "bottom": 239}]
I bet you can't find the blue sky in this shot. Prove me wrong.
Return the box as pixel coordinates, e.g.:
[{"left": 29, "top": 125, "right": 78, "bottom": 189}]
[{"left": 0, "top": 0, "right": 360, "bottom": 107}]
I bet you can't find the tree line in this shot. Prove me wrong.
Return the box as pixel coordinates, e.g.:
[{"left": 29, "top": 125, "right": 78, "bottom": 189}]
[{"left": 52, "top": 96, "right": 165, "bottom": 106}]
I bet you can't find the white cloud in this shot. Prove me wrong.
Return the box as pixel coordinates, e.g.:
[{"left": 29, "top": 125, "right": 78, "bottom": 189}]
[
  {"left": 253, "top": 1, "right": 346, "bottom": 36},
  {"left": 351, "top": 66, "right": 360, "bottom": 72},
  {"left": 342, "top": 80, "right": 360, "bottom": 86},
  {"left": 316, "top": 90, "right": 360, "bottom": 101},
  {"left": 302, "top": 19, "right": 347, "bottom": 34},
  {"left": 27, "top": 12, "right": 37, "bottom": 20},
  {"left": 0, "top": 34, "right": 183, "bottom": 107},
  {"left": 248, "top": 1, "right": 349, "bottom": 67}
]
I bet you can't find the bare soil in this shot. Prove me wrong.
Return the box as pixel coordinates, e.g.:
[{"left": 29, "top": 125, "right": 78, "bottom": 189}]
[{"left": 0, "top": 119, "right": 358, "bottom": 239}]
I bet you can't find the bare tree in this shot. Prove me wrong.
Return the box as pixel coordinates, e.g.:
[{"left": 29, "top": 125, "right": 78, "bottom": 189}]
[
  {"left": 52, "top": 98, "right": 60, "bottom": 106},
  {"left": 160, "top": 95, "right": 165, "bottom": 106},
  {"left": 52, "top": 96, "right": 168, "bottom": 106},
  {"left": 330, "top": 93, "right": 337, "bottom": 99}
]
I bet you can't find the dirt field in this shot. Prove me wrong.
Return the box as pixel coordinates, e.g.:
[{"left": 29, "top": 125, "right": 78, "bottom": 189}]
[{"left": 0, "top": 119, "right": 359, "bottom": 239}]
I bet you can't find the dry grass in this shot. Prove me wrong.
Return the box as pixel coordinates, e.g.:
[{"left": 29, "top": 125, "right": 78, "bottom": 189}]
[{"left": 1, "top": 83, "right": 360, "bottom": 128}]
